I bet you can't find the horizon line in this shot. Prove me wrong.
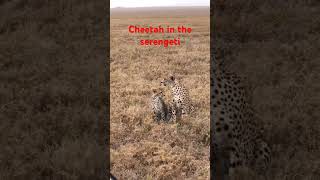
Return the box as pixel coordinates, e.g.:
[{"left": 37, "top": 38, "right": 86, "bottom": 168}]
[{"left": 110, "top": 5, "right": 209, "bottom": 9}]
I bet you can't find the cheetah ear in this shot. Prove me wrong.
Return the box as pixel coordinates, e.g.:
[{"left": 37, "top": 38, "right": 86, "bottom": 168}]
[
  {"left": 169, "top": 74, "right": 175, "bottom": 81},
  {"left": 159, "top": 88, "right": 165, "bottom": 95},
  {"left": 161, "top": 91, "right": 165, "bottom": 96}
]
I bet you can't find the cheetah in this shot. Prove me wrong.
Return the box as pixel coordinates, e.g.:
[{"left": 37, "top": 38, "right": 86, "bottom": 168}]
[
  {"left": 166, "top": 100, "right": 181, "bottom": 122},
  {"left": 211, "top": 56, "right": 271, "bottom": 179},
  {"left": 150, "top": 89, "right": 179, "bottom": 122},
  {"left": 150, "top": 89, "right": 168, "bottom": 122},
  {"left": 160, "top": 74, "right": 195, "bottom": 116},
  {"left": 110, "top": 173, "right": 117, "bottom": 180}
]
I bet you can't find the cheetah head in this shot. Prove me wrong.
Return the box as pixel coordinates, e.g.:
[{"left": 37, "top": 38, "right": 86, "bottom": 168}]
[
  {"left": 160, "top": 74, "right": 176, "bottom": 87},
  {"left": 152, "top": 88, "right": 164, "bottom": 97}
]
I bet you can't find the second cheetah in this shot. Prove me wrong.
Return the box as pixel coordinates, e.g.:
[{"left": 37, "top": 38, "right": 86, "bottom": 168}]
[
  {"left": 150, "top": 89, "right": 179, "bottom": 122},
  {"left": 160, "top": 74, "right": 195, "bottom": 115}
]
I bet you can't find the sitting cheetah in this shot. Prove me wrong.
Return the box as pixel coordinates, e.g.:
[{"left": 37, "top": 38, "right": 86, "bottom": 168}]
[
  {"left": 211, "top": 56, "right": 271, "bottom": 179},
  {"left": 150, "top": 89, "right": 168, "bottom": 122},
  {"left": 160, "top": 74, "right": 195, "bottom": 116},
  {"left": 150, "top": 89, "right": 179, "bottom": 122}
]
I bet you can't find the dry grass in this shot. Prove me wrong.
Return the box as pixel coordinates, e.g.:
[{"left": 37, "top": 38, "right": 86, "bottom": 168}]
[
  {"left": 110, "top": 7, "right": 210, "bottom": 179},
  {"left": 1, "top": 0, "right": 319, "bottom": 179},
  {"left": 214, "top": 0, "right": 320, "bottom": 179}
]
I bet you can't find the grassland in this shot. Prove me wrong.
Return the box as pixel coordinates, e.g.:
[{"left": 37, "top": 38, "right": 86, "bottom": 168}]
[
  {"left": 1, "top": 0, "right": 319, "bottom": 179},
  {"left": 213, "top": 0, "right": 320, "bottom": 179},
  {"left": 110, "top": 7, "right": 210, "bottom": 179}
]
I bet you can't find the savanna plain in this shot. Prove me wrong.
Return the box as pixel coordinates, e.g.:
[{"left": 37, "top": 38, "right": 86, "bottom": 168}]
[{"left": 110, "top": 7, "right": 210, "bottom": 179}]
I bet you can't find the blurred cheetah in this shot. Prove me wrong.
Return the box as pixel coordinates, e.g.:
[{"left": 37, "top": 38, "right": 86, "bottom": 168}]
[
  {"left": 150, "top": 89, "right": 167, "bottom": 122},
  {"left": 160, "top": 74, "right": 195, "bottom": 116},
  {"left": 110, "top": 173, "right": 117, "bottom": 180},
  {"left": 211, "top": 56, "right": 271, "bottom": 179},
  {"left": 150, "top": 89, "right": 179, "bottom": 122}
]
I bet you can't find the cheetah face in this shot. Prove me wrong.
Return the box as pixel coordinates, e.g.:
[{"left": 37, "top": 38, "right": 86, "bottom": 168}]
[{"left": 160, "top": 75, "right": 175, "bottom": 87}]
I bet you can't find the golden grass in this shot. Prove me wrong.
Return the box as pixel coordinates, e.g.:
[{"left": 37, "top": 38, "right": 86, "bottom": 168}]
[{"left": 110, "top": 7, "right": 210, "bottom": 179}]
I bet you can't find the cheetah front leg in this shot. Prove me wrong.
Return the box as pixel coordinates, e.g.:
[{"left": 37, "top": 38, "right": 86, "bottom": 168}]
[
  {"left": 160, "top": 111, "right": 167, "bottom": 122},
  {"left": 169, "top": 105, "right": 180, "bottom": 123},
  {"left": 153, "top": 112, "right": 162, "bottom": 123},
  {"left": 212, "top": 145, "right": 231, "bottom": 180},
  {"left": 228, "top": 142, "right": 245, "bottom": 180},
  {"left": 228, "top": 152, "right": 237, "bottom": 180},
  {"left": 168, "top": 99, "right": 181, "bottom": 123}
]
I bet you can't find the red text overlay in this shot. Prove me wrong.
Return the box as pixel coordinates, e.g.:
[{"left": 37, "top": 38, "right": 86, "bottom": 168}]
[{"left": 128, "top": 25, "right": 192, "bottom": 48}]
